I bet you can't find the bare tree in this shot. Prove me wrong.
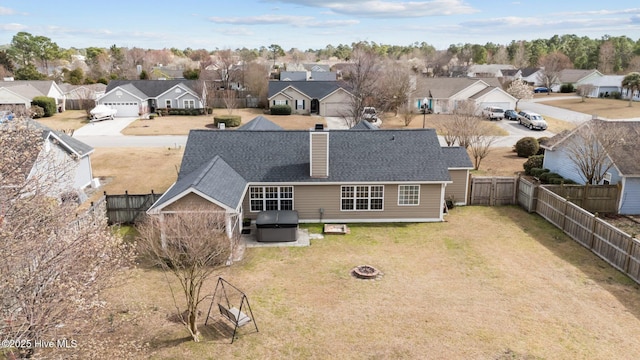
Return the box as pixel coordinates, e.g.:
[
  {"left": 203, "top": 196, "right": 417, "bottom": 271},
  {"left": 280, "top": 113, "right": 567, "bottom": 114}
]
[
  {"left": 537, "top": 51, "right": 573, "bottom": 95},
  {"left": 341, "top": 48, "right": 380, "bottom": 127},
  {"left": 442, "top": 101, "right": 480, "bottom": 148},
  {"left": 137, "top": 210, "right": 237, "bottom": 342},
  {"left": 376, "top": 59, "right": 413, "bottom": 116},
  {"left": 222, "top": 90, "right": 238, "bottom": 114},
  {"left": 400, "top": 108, "right": 415, "bottom": 127},
  {"left": 512, "top": 41, "right": 529, "bottom": 68},
  {"left": 598, "top": 41, "right": 616, "bottom": 74},
  {"left": 506, "top": 80, "right": 533, "bottom": 110},
  {"left": 467, "top": 128, "right": 497, "bottom": 170},
  {"left": 576, "top": 84, "right": 596, "bottom": 102},
  {"left": 211, "top": 49, "right": 238, "bottom": 91},
  {"left": 564, "top": 119, "right": 625, "bottom": 184},
  {"left": 0, "top": 118, "right": 133, "bottom": 358}
]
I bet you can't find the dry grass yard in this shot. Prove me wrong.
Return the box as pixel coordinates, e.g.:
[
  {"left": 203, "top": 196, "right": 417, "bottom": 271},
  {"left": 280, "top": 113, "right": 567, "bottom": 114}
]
[
  {"left": 101, "top": 206, "right": 640, "bottom": 359},
  {"left": 379, "top": 112, "right": 509, "bottom": 136},
  {"left": 35, "top": 109, "right": 89, "bottom": 132},
  {"left": 538, "top": 97, "right": 640, "bottom": 119},
  {"left": 122, "top": 108, "right": 325, "bottom": 135}
]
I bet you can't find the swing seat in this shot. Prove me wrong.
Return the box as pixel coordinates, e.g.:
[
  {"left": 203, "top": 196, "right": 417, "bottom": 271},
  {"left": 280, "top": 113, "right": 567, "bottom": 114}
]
[{"left": 219, "top": 303, "right": 252, "bottom": 327}]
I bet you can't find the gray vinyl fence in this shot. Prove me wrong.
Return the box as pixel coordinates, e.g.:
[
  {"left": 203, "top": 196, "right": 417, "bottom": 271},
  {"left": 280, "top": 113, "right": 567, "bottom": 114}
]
[
  {"left": 471, "top": 175, "right": 640, "bottom": 284},
  {"left": 104, "top": 191, "right": 163, "bottom": 224}
]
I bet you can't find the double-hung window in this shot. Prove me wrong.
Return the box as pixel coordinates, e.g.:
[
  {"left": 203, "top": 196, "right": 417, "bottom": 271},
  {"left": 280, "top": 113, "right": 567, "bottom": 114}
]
[
  {"left": 341, "top": 185, "right": 384, "bottom": 211},
  {"left": 250, "top": 186, "right": 293, "bottom": 212},
  {"left": 184, "top": 99, "right": 195, "bottom": 109},
  {"left": 398, "top": 185, "right": 420, "bottom": 206}
]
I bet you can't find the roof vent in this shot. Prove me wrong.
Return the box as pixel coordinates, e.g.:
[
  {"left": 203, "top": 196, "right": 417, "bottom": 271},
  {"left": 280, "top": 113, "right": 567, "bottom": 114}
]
[{"left": 314, "top": 123, "right": 324, "bottom": 131}]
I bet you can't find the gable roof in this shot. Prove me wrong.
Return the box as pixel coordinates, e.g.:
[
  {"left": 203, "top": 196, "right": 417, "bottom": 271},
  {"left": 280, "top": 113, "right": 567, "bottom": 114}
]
[
  {"left": 152, "top": 155, "right": 247, "bottom": 211},
  {"left": 441, "top": 147, "right": 474, "bottom": 169},
  {"left": 420, "top": 77, "right": 500, "bottom": 99},
  {"left": 0, "top": 80, "right": 61, "bottom": 97},
  {"left": 543, "top": 119, "right": 640, "bottom": 176},
  {"left": 520, "top": 67, "right": 541, "bottom": 77},
  {"left": 268, "top": 81, "right": 351, "bottom": 100},
  {"left": 558, "top": 69, "right": 602, "bottom": 83},
  {"left": 30, "top": 120, "right": 94, "bottom": 158},
  {"left": 237, "top": 116, "right": 284, "bottom": 131},
  {"left": 105, "top": 80, "right": 201, "bottom": 97}
]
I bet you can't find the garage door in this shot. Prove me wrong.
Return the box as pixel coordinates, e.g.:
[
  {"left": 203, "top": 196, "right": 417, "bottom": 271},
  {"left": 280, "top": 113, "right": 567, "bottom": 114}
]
[
  {"left": 322, "top": 102, "right": 348, "bottom": 117},
  {"left": 102, "top": 101, "right": 139, "bottom": 117},
  {"left": 480, "top": 102, "right": 511, "bottom": 110}
]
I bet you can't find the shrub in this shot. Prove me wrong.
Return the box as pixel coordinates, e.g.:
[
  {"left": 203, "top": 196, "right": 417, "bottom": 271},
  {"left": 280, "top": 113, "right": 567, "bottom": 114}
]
[
  {"left": 213, "top": 115, "right": 241, "bottom": 128},
  {"left": 560, "top": 84, "right": 575, "bottom": 93},
  {"left": 523, "top": 154, "right": 544, "bottom": 175},
  {"left": 530, "top": 168, "right": 549, "bottom": 177},
  {"left": 536, "top": 137, "right": 549, "bottom": 155},
  {"left": 149, "top": 113, "right": 157, "bottom": 119},
  {"left": 563, "top": 179, "right": 577, "bottom": 184},
  {"left": 30, "top": 105, "right": 45, "bottom": 119},
  {"left": 610, "top": 91, "right": 622, "bottom": 99},
  {"left": 31, "top": 96, "right": 57, "bottom": 117},
  {"left": 515, "top": 137, "right": 539, "bottom": 158},
  {"left": 540, "top": 172, "right": 562, "bottom": 184},
  {"left": 270, "top": 105, "right": 292, "bottom": 115}
]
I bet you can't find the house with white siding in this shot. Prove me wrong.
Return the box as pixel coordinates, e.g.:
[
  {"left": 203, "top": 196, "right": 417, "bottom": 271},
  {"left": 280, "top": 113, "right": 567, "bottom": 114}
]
[{"left": 541, "top": 119, "right": 640, "bottom": 215}]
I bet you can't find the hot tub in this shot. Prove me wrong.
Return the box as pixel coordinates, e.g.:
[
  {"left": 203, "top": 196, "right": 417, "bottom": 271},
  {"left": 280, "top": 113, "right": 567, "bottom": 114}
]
[{"left": 255, "top": 210, "right": 299, "bottom": 242}]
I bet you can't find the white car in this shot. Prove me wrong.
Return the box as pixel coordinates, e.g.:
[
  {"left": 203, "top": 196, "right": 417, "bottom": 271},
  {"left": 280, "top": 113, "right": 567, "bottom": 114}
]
[
  {"left": 482, "top": 106, "right": 505, "bottom": 121},
  {"left": 361, "top": 107, "right": 378, "bottom": 122}
]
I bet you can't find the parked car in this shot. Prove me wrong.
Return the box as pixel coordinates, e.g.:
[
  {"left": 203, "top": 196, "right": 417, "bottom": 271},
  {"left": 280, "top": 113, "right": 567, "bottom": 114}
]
[
  {"left": 534, "top": 87, "right": 551, "bottom": 93},
  {"left": 361, "top": 107, "right": 378, "bottom": 122},
  {"left": 504, "top": 109, "right": 518, "bottom": 120},
  {"left": 518, "top": 111, "right": 548, "bottom": 130},
  {"left": 482, "top": 106, "right": 505, "bottom": 120}
]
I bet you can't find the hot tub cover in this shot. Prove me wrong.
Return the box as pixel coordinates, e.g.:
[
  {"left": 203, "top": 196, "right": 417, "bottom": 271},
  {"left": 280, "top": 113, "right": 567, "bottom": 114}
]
[{"left": 256, "top": 210, "right": 299, "bottom": 228}]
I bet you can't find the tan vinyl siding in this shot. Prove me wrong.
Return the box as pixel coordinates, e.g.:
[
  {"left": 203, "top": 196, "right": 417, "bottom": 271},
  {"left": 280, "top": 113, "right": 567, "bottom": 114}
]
[
  {"left": 310, "top": 132, "right": 328, "bottom": 178},
  {"left": 445, "top": 170, "right": 469, "bottom": 205},
  {"left": 163, "top": 192, "right": 224, "bottom": 212},
  {"left": 242, "top": 184, "right": 442, "bottom": 221}
]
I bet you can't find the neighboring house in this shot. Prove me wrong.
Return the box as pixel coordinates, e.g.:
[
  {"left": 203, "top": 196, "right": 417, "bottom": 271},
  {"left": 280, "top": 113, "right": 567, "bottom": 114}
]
[
  {"left": 467, "top": 64, "right": 516, "bottom": 78},
  {"left": 2, "top": 120, "right": 95, "bottom": 202},
  {"left": 500, "top": 69, "right": 522, "bottom": 83},
  {"left": 416, "top": 77, "right": 516, "bottom": 114},
  {"left": 552, "top": 69, "right": 603, "bottom": 92},
  {"left": 0, "top": 80, "right": 66, "bottom": 112},
  {"left": 578, "top": 75, "right": 625, "bottom": 98},
  {"left": 268, "top": 81, "right": 353, "bottom": 116},
  {"left": 148, "top": 117, "right": 473, "bottom": 237},
  {"left": 280, "top": 63, "right": 337, "bottom": 81},
  {"left": 541, "top": 119, "right": 640, "bottom": 215},
  {"left": 97, "top": 80, "right": 207, "bottom": 117},
  {"left": 519, "top": 67, "right": 544, "bottom": 86}
]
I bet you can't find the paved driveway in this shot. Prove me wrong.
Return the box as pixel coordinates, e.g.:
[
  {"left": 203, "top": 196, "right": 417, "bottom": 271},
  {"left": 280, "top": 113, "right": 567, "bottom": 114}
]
[
  {"left": 73, "top": 117, "right": 138, "bottom": 136},
  {"left": 518, "top": 96, "right": 592, "bottom": 125}
]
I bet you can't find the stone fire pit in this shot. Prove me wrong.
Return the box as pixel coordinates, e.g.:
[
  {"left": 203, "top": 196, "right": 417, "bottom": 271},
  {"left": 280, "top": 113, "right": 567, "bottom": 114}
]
[{"left": 351, "top": 265, "right": 381, "bottom": 279}]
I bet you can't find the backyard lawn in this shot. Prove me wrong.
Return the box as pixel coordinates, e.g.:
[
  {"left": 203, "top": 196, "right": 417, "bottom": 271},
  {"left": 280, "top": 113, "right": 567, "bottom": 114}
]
[{"left": 98, "top": 206, "right": 640, "bottom": 359}]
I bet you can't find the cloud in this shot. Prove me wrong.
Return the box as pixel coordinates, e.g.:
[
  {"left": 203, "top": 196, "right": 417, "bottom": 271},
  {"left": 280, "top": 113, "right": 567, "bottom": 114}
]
[
  {"left": 0, "top": 7, "right": 15, "bottom": 15},
  {"left": 554, "top": 8, "right": 640, "bottom": 17},
  {"left": 209, "top": 14, "right": 358, "bottom": 28},
  {"left": 271, "top": 0, "right": 479, "bottom": 18}
]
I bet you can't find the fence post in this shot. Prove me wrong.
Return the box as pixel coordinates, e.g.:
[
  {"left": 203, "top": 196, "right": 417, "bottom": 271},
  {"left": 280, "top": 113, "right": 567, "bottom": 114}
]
[
  {"left": 561, "top": 196, "right": 569, "bottom": 231},
  {"left": 624, "top": 235, "right": 634, "bottom": 273},
  {"left": 588, "top": 212, "right": 598, "bottom": 249},
  {"left": 125, "top": 190, "right": 132, "bottom": 224}
]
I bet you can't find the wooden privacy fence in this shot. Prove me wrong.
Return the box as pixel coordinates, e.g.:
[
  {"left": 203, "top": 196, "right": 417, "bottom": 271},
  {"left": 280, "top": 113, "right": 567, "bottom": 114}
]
[
  {"left": 535, "top": 186, "right": 640, "bottom": 284},
  {"left": 105, "top": 191, "right": 163, "bottom": 224},
  {"left": 543, "top": 184, "right": 619, "bottom": 214},
  {"left": 469, "top": 176, "right": 518, "bottom": 205}
]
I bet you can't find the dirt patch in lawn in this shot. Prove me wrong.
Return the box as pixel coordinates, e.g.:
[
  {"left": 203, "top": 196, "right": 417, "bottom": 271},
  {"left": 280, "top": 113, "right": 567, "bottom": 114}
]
[
  {"left": 472, "top": 147, "right": 525, "bottom": 176},
  {"left": 99, "top": 207, "right": 640, "bottom": 359},
  {"left": 122, "top": 109, "right": 325, "bottom": 135},
  {"left": 538, "top": 97, "right": 639, "bottom": 119}
]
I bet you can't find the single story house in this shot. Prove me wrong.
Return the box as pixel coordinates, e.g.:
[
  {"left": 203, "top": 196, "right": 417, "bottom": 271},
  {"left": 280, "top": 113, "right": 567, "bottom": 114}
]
[
  {"left": 519, "top": 67, "right": 544, "bottom": 86},
  {"left": 551, "top": 69, "right": 602, "bottom": 92},
  {"left": 578, "top": 75, "right": 625, "bottom": 98},
  {"left": 541, "top": 119, "right": 640, "bottom": 215},
  {"left": 97, "top": 80, "right": 207, "bottom": 117},
  {"left": 416, "top": 77, "right": 516, "bottom": 114},
  {"left": 466, "top": 64, "right": 515, "bottom": 78},
  {"left": 60, "top": 83, "right": 107, "bottom": 110},
  {"left": 148, "top": 117, "right": 473, "bottom": 237},
  {"left": 0, "top": 80, "right": 66, "bottom": 113},
  {"left": 268, "top": 81, "right": 353, "bottom": 116}
]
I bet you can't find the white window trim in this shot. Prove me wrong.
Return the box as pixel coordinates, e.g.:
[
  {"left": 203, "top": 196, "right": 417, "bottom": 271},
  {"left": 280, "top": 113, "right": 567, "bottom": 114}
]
[
  {"left": 398, "top": 185, "right": 420, "bottom": 206},
  {"left": 274, "top": 99, "right": 287, "bottom": 106},
  {"left": 340, "top": 185, "right": 384, "bottom": 211},
  {"left": 184, "top": 99, "right": 195, "bottom": 108},
  {"left": 249, "top": 186, "right": 294, "bottom": 212},
  {"left": 165, "top": 99, "right": 172, "bottom": 108}
]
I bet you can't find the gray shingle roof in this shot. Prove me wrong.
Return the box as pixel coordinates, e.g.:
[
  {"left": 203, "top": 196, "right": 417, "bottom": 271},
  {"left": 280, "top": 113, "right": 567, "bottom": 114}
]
[
  {"left": 350, "top": 121, "right": 378, "bottom": 130},
  {"left": 105, "top": 80, "right": 200, "bottom": 97},
  {"left": 441, "top": 147, "right": 474, "bottom": 168},
  {"left": 0, "top": 80, "right": 57, "bottom": 96},
  {"left": 237, "top": 116, "right": 284, "bottom": 130},
  {"left": 30, "top": 120, "right": 94, "bottom": 157},
  {"left": 152, "top": 155, "right": 247, "bottom": 210},
  {"left": 268, "top": 81, "right": 351, "bottom": 100}
]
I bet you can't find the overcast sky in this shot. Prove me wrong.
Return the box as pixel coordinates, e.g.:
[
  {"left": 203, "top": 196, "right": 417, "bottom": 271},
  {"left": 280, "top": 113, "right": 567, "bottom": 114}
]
[{"left": 1, "top": 0, "right": 639, "bottom": 51}]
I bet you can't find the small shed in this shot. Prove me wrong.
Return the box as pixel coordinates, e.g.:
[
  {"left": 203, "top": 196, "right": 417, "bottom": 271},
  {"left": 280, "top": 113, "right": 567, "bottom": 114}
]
[{"left": 255, "top": 210, "right": 299, "bottom": 242}]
